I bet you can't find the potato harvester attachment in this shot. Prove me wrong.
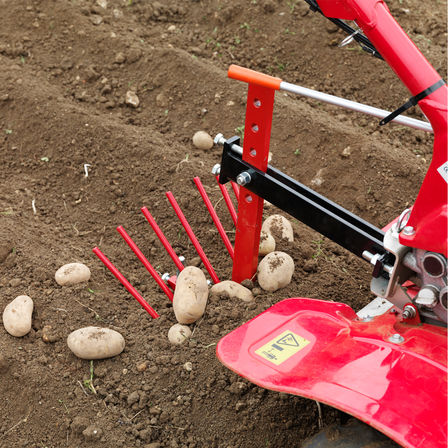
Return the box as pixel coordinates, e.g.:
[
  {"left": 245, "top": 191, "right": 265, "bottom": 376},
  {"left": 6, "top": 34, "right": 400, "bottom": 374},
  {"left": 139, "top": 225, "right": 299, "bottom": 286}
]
[{"left": 93, "top": 0, "right": 447, "bottom": 446}]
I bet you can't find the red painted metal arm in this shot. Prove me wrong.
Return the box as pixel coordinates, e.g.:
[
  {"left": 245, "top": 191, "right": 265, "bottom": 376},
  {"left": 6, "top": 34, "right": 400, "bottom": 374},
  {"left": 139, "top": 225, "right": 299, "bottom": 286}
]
[{"left": 317, "top": 0, "right": 447, "bottom": 256}]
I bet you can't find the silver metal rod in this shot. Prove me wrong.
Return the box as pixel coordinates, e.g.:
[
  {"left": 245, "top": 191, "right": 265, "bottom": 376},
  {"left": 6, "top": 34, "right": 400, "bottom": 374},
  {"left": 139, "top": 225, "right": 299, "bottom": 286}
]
[{"left": 280, "top": 81, "right": 433, "bottom": 133}]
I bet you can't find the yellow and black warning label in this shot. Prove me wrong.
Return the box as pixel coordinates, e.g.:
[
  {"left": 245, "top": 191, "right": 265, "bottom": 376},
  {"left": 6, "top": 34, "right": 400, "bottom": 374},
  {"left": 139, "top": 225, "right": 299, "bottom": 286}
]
[{"left": 254, "top": 330, "right": 310, "bottom": 366}]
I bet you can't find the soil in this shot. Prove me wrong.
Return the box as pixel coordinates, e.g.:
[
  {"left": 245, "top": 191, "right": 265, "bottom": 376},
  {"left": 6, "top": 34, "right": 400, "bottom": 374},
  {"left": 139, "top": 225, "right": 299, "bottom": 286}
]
[{"left": 0, "top": 1, "right": 446, "bottom": 447}]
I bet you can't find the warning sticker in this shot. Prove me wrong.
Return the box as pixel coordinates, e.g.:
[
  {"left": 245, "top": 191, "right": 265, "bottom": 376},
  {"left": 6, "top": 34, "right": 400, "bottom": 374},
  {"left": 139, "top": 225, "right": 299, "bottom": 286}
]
[
  {"left": 254, "top": 330, "right": 310, "bottom": 366},
  {"left": 437, "top": 162, "right": 448, "bottom": 184}
]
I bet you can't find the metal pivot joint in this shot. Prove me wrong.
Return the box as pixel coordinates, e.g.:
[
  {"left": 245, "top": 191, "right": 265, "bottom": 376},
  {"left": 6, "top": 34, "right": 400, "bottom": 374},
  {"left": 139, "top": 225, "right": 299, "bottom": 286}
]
[{"left": 236, "top": 171, "right": 252, "bottom": 186}]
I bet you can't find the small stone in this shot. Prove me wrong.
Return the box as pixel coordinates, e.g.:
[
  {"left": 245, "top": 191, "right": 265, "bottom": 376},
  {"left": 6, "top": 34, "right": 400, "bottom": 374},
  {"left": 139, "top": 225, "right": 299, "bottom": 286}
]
[
  {"left": 192, "top": 131, "right": 213, "bottom": 150},
  {"left": 127, "top": 391, "right": 140, "bottom": 405},
  {"left": 310, "top": 168, "right": 325, "bottom": 187},
  {"left": 114, "top": 52, "right": 126, "bottom": 64},
  {"left": 82, "top": 425, "right": 103, "bottom": 440},
  {"left": 229, "top": 381, "right": 247, "bottom": 395},
  {"left": 90, "top": 15, "right": 103, "bottom": 25},
  {"left": 125, "top": 91, "right": 140, "bottom": 108},
  {"left": 42, "top": 325, "right": 59, "bottom": 343},
  {"left": 146, "top": 443, "right": 161, "bottom": 448},
  {"left": 183, "top": 361, "right": 193, "bottom": 372},
  {"left": 96, "top": 0, "right": 107, "bottom": 8},
  {"left": 189, "top": 256, "right": 201, "bottom": 267},
  {"left": 149, "top": 406, "right": 161, "bottom": 415},
  {"left": 341, "top": 146, "right": 351, "bottom": 158},
  {"left": 2, "top": 295, "right": 33, "bottom": 337},
  {"left": 9, "top": 278, "right": 21, "bottom": 287},
  {"left": 137, "top": 361, "right": 149, "bottom": 372}
]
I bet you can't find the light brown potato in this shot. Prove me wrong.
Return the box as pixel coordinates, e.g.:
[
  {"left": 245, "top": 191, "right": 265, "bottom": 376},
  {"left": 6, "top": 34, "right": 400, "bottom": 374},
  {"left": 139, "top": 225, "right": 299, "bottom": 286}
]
[
  {"left": 258, "top": 231, "right": 276, "bottom": 256},
  {"left": 2, "top": 295, "right": 33, "bottom": 337},
  {"left": 55, "top": 263, "right": 91, "bottom": 286},
  {"left": 257, "top": 251, "right": 294, "bottom": 292},
  {"left": 67, "top": 327, "right": 125, "bottom": 360},
  {"left": 168, "top": 324, "right": 192, "bottom": 345},
  {"left": 173, "top": 266, "right": 208, "bottom": 324},
  {"left": 192, "top": 131, "right": 213, "bottom": 150},
  {"left": 210, "top": 280, "right": 254, "bottom": 302},
  {"left": 261, "top": 214, "right": 294, "bottom": 242}
]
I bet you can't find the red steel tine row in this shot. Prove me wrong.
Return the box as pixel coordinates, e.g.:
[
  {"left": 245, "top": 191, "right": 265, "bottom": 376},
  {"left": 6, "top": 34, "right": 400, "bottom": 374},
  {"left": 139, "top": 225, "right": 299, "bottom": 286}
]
[
  {"left": 166, "top": 191, "right": 220, "bottom": 284},
  {"left": 93, "top": 175, "right": 239, "bottom": 320},
  {"left": 92, "top": 247, "right": 160, "bottom": 319},
  {"left": 193, "top": 177, "right": 234, "bottom": 259}
]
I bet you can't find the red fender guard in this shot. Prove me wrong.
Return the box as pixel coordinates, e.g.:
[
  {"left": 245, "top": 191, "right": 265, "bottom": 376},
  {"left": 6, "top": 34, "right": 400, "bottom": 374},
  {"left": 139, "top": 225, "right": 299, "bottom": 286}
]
[{"left": 217, "top": 298, "right": 447, "bottom": 448}]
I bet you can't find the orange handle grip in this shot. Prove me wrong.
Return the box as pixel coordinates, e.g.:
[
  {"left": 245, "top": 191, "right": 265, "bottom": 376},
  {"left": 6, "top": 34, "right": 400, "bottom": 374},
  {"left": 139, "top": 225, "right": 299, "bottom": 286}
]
[{"left": 228, "top": 65, "right": 282, "bottom": 90}]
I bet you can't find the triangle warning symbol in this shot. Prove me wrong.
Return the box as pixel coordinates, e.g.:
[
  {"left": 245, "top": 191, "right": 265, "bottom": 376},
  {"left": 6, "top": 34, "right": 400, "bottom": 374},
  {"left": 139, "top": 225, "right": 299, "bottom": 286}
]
[{"left": 276, "top": 333, "right": 299, "bottom": 347}]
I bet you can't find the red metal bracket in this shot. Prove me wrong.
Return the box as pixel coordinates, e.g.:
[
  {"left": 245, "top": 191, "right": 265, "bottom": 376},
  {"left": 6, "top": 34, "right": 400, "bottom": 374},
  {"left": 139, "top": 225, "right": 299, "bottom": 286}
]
[{"left": 232, "top": 83, "right": 276, "bottom": 283}]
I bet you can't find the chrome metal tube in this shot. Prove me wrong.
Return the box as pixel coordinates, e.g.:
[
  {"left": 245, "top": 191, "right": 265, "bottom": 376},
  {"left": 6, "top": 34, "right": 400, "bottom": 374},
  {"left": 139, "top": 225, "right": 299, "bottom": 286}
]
[{"left": 280, "top": 81, "right": 433, "bottom": 133}]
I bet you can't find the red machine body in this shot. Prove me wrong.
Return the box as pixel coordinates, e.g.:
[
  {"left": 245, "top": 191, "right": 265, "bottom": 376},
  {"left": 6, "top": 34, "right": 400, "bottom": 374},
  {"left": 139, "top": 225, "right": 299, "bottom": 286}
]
[
  {"left": 313, "top": 0, "right": 448, "bottom": 256},
  {"left": 218, "top": 0, "right": 448, "bottom": 447}
]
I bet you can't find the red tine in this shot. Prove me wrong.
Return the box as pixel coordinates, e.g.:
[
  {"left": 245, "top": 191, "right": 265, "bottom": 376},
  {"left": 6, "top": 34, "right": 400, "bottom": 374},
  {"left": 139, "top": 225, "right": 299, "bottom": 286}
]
[
  {"left": 92, "top": 247, "right": 159, "bottom": 319},
  {"left": 215, "top": 176, "right": 238, "bottom": 227},
  {"left": 166, "top": 191, "right": 220, "bottom": 284},
  {"left": 193, "top": 177, "right": 234, "bottom": 259},
  {"left": 141, "top": 207, "right": 184, "bottom": 272},
  {"left": 230, "top": 181, "right": 240, "bottom": 200},
  {"left": 116, "top": 226, "right": 174, "bottom": 302}
]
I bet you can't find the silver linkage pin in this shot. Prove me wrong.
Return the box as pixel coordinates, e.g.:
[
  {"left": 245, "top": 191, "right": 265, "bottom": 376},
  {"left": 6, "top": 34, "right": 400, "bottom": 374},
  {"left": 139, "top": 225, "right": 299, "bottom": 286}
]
[{"left": 339, "top": 29, "right": 359, "bottom": 47}]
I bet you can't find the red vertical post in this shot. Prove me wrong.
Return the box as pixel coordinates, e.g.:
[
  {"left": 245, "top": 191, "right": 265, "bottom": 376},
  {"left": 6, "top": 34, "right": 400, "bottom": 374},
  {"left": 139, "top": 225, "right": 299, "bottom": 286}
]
[{"left": 231, "top": 83, "right": 276, "bottom": 283}]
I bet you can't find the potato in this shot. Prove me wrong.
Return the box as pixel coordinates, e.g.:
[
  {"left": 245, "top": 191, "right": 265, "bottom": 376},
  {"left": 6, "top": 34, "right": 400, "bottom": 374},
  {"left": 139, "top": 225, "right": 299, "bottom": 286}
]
[
  {"left": 258, "top": 231, "right": 275, "bottom": 256},
  {"left": 55, "top": 262, "right": 91, "bottom": 286},
  {"left": 210, "top": 280, "right": 254, "bottom": 302},
  {"left": 173, "top": 266, "right": 208, "bottom": 324},
  {"left": 261, "top": 214, "right": 294, "bottom": 242},
  {"left": 67, "top": 327, "right": 125, "bottom": 360},
  {"left": 192, "top": 131, "right": 213, "bottom": 150},
  {"left": 168, "top": 324, "right": 192, "bottom": 345},
  {"left": 2, "top": 295, "right": 33, "bottom": 337},
  {"left": 257, "top": 251, "right": 294, "bottom": 292}
]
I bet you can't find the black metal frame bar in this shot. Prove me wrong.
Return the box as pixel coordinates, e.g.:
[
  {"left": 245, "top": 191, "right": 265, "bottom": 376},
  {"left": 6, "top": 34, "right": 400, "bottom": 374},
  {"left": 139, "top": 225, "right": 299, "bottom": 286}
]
[{"left": 219, "top": 139, "right": 390, "bottom": 262}]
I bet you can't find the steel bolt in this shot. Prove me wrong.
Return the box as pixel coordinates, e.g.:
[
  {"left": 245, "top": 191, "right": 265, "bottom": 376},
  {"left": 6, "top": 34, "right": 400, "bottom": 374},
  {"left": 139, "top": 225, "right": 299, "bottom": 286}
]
[
  {"left": 211, "top": 164, "right": 221, "bottom": 175},
  {"left": 402, "top": 225, "right": 415, "bottom": 236},
  {"left": 236, "top": 171, "right": 251, "bottom": 186},
  {"left": 389, "top": 333, "right": 404, "bottom": 344},
  {"left": 402, "top": 305, "right": 416, "bottom": 320},
  {"left": 236, "top": 171, "right": 252, "bottom": 187},
  {"left": 214, "top": 133, "right": 226, "bottom": 146}
]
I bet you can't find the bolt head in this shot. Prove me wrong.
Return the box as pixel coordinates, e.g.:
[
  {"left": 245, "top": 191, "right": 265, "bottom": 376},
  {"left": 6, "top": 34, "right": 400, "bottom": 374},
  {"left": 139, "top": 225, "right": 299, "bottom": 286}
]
[
  {"left": 236, "top": 171, "right": 251, "bottom": 186},
  {"left": 402, "top": 225, "right": 415, "bottom": 236},
  {"left": 388, "top": 333, "right": 404, "bottom": 344},
  {"left": 211, "top": 163, "right": 221, "bottom": 175},
  {"left": 213, "top": 133, "right": 225, "bottom": 145}
]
